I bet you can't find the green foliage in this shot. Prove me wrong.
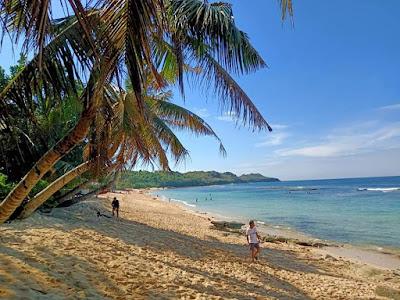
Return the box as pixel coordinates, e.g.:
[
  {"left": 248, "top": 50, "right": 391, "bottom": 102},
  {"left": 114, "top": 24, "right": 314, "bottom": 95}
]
[
  {"left": 0, "top": 66, "right": 9, "bottom": 90},
  {"left": 0, "top": 53, "right": 84, "bottom": 181},
  {"left": 9, "top": 54, "right": 27, "bottom": 77},
  {"left": 36, "top": 95, "right": 83, "bottom": 148},
  {"left": 29, "top": 179, "right": 49, "bottom": 198},
  {"left": 117, "top": 170, "right": 279, "bottom": 189},
  {"left": 1, "top": 172, "right": 49, "bottom": 200},
  {"left": 0, "top": 54, "right": 27, "bottom": 91},
  {"left": 0, "top": 173, "right": 15, "bottom": 199}
]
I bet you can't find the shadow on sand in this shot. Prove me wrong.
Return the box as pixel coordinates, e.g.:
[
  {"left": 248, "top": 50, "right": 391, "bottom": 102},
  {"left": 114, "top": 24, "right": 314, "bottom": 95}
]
[{"left": 0, "top": 202, "right": 333, "bottom": 299}]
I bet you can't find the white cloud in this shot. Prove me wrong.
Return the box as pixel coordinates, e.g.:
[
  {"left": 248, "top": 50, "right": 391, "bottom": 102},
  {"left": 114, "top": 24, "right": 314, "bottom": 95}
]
[
  {"left": 217, "top": 111, "right": 238, "bottom": 122},
  {"left": 277, "top": 122, "right": 400, "bottom": 158},
  {"left": 270, "top": 124, "right": 289, "bottom": 130},
  {"left": 194, "top": 108, "right": 210, "bottom": 118},
  {"left": 235, "top": 118, "right": 400, "bottom": 180},
  {"left": 379, "top": 103, "right": 400, "bottom": 111},
  {"left": 278, "top": 144, "right": 347, "bottom": 157},
  {"left": 256, "top": 132, "right": 289, "bottom": 147},
  {"left": 256, "top": 123, "right": 289, "bottom": 147}
]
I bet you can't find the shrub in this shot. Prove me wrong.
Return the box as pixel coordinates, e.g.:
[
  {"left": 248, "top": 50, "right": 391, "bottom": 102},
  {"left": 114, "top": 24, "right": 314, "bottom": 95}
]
[{"left": 0, "top": 173, "right": 15, "bottom": 200}]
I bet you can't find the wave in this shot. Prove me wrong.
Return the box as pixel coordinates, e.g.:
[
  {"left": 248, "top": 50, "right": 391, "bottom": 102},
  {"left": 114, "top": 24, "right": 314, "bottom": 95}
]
[
  {"left": 255, "top": 186, "right": 319, "bottom": 192},
  {"left": 288, "top": 187, "right": 319, "bottom": 192},
  {"left": 170, "top": 198, "right": 197, "bottom": 208},
  {"left": 358, "top": 187, "right": 400, "bottom": 192}
]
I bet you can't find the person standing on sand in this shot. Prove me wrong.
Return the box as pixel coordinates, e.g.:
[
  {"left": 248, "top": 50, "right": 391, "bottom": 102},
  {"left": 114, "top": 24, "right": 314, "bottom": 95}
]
[
  {"left": 112, "top": 197, "right": 120, "bottom": 218},
  {"left": 246, "top": 220, "right": 261, "bottom": 262}
]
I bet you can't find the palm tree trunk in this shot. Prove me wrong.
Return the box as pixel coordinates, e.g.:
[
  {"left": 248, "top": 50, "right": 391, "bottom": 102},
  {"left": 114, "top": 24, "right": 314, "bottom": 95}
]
[
  {"left": 0, "top": 106, "right": 95, "bottom": 224},
  {"left": 19, "top": 161, "right": 93, "bottom": 219},
  {"left": 53, "top": 179, "right": 90, "bottom": 207},
  {"left": 56, "top": 186, "right": 99, "bottom": 208}
]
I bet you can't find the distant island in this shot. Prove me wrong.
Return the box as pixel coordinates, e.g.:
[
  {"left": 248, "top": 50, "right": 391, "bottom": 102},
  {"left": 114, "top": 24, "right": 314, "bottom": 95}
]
[{"left": 117, "top": 171, "right": 280, "bottom": 189}]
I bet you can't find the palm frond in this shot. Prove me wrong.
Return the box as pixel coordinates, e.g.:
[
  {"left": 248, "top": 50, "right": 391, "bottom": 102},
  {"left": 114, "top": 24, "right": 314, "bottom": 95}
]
[
  {"left": 99, "top": 0, "right": 166, "bottom": 112},
  {"left": 148, "top": 96, "right": 227, "bottom": 156},
  {"left": 0, "top": 13, "right": 98, "bottom": 122},
  {"left": 0, "top": 0, "right": 51, "bottom": 55},
  {"left": 191, "top": 46, "right": 272, "bottom": 131},
  {"left": 150, "top": 115, "right": 189, "bottom": 165},
  {"left": 278, "top": 0, "right": 294, "bottom": 22},
  {"left": 152, "top": 36, "right": 201, "bottom": 86},
  {"left": 169, "top": 0, "right": 266, "bottom": 74},
  {"left": 109, "top": 90, "right": 171, "bottom": 170}
]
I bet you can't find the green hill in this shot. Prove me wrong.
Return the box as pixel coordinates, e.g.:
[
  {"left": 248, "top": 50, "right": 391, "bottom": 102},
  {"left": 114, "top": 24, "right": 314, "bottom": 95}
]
[
  {"left": 117, "top": 171, "right": 279, "bottom": 189},
  {"left": 239, "top": 173, "right": 278, "bottom": 182}
]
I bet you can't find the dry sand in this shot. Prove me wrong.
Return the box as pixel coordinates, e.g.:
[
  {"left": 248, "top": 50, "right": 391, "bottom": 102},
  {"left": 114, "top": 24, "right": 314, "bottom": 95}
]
[{"left": 1, "top": 189, "right": 400, "bottom": 299}]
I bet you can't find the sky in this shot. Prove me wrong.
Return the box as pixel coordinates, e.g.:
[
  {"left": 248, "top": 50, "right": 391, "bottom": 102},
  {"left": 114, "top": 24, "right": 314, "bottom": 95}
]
[{"left": 1, "top": 0, "right": 400, "bottom": 180}]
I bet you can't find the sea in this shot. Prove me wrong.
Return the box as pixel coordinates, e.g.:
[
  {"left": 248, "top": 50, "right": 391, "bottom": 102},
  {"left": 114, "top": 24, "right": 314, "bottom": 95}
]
[{"left": 154, "top": 176, "right": 400, "bottom": 249}]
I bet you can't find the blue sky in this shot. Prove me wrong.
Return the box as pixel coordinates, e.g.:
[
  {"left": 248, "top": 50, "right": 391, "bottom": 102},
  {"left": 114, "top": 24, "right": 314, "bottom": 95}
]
[{"left": 1, "top": 0, "right": 399, "bottom": 180}]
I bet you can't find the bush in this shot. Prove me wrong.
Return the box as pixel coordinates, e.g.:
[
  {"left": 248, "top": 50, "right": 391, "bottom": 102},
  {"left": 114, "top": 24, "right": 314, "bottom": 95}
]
[
  {"left": 29, "top": 179, "right": 49, "bottom": 197},
  {"left": 0, "top": 173, "right": 15, "bottom": 200}
]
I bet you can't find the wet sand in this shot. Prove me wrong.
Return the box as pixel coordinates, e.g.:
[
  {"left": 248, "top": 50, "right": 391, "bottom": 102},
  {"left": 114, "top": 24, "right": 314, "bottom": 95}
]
[{"left": 0, "top": 189, "right": 399, "bottom": 299}]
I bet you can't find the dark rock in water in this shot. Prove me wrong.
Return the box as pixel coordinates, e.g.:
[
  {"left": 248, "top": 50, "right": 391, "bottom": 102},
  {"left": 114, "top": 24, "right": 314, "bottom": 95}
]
[
  {"left": 211, "top": 221, "right": 244, "bottom": 230},
  {"left": 263, "top": 236, "right": 290, "bottom": 243},
  {"left": 262, "top": 235, "right": 331, "bottom": 248},
  {"left": 297, "top": 241, "right": 330, "bottom": 248}
]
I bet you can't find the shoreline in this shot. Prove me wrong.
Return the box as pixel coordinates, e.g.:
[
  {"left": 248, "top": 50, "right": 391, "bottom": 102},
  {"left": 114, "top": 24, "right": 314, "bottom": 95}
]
[{"left": 148, "top": 189, "right": 400, "bottom": 271}]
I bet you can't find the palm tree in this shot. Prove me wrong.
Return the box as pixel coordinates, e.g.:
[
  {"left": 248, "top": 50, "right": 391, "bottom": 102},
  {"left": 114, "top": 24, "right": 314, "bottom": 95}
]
[
  {"left": 0, "top": 0, "right": 293, "bottom": 223},
  {"left": 0, "top": 11, "right": 102, "bottom": 223},
  {"left": 19, "top": 83, "right": 226, "bottom": 218}
]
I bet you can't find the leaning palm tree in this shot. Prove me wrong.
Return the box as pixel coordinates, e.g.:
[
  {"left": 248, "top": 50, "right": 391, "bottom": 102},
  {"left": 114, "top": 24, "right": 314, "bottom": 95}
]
[
  {"left": 0, "top": 0, "right": 293, "bottom": 223},
  {"left": 19, "top": 83, "right": 226, "bottom": 218},
  {"left": 0, "top": 10, "right": 102, "bottom": 223}
]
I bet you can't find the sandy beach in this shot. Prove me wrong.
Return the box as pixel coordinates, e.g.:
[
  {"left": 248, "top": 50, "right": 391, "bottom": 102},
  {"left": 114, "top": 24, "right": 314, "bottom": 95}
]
[{"left": 1, "top": 190, "right": 400, "bottom": 299}]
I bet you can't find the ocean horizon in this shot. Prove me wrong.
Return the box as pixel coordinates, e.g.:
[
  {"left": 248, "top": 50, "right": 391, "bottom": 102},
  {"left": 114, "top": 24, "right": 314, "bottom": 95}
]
[{"left": 155, "top": 175, "right": 400, "bottom": 249}]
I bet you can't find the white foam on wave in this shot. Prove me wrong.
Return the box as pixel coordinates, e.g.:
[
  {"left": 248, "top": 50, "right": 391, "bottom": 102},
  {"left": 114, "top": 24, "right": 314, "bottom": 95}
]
[
  {"left": 358, "top": 187, "right": 400, "bottom": 193},
  {"left": 154, "top": 194, "right": 197, "bottom": 208},
  {"left": 256, "top": 220, "right": 265, "bottom": 225},
  {"left": 158, "top": 195, "right": 170, "bottom": 202},
  {"left": 171, "top": 198, "right": 197, "bottom": 208}
]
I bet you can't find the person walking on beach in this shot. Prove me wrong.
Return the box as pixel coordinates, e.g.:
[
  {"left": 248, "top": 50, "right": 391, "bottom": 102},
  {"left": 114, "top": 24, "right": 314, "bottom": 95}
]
[
  {"left": 112, "top": 197, "right": 120, "bottom": 218},
  {"left": 246, "top": 220, "right": 261, "bottom": 262}
]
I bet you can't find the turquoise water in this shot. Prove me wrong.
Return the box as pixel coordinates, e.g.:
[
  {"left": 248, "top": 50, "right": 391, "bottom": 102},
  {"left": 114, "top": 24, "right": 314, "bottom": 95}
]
[{"left": 155, "top": 176, "right": 400, "bottom": 248}]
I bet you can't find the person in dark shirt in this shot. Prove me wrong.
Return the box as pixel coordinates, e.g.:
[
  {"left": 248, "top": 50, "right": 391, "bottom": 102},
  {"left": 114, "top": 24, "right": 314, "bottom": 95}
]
[{"left": 112, "top": 197, "right": 120, "bottom": 218}]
